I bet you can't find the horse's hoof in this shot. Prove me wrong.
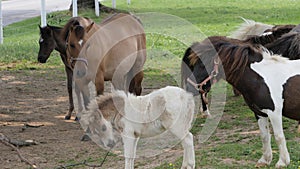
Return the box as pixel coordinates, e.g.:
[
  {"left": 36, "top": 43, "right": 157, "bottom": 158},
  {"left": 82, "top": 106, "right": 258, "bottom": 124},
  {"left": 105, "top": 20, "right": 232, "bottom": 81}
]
[
  {"left": 81, "top": 134, "right": 91, "bottom": 141},
  {"left": 74, "top": 116, "right": 80, "bottom": 121},
  {"left": 255, "top": 162, "right": 268, "bottom": 168},
  {"left": 200, "top": 114, "right": 211, "bottom": 119},
  {"left": 64, "top": 115, "right": 71, "bottom": 120}
]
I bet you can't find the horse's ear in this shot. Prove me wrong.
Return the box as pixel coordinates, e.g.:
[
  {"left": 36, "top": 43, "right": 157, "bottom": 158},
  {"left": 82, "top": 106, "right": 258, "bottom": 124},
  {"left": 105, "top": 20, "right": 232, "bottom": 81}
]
[
  {"left": 74, "top": 26, "right": 85, "bottom": 39},
  {"left": 86, "top": 22, "right": 95, "bottom": 33}
]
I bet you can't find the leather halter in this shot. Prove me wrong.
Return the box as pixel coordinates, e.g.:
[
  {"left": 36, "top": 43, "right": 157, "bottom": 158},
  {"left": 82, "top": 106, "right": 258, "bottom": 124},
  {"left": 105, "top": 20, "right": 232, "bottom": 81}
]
[
  {"left": 187, "top": 57, "right": 220, "bottom": 94},
  {"left": 70, "top": 57, "right": 89, "bottom": 67},
  {"left": 65, "top": 41, "right": 89, "bottom": 67}
]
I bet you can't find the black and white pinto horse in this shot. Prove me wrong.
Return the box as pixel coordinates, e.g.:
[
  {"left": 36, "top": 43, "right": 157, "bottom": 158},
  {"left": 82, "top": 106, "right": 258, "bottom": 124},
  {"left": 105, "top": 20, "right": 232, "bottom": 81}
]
[
  {"left": 181, "top": 18, "right": 291, "bottom": 117},
  {"left": 232, "top": 19, "right": 300, "bottom": 132},
  {"left": 185, "top": 36, "right": 299, "bottom": 168},
  {"left": 186, "top": 18, "right": 300, "bottom": 131}
]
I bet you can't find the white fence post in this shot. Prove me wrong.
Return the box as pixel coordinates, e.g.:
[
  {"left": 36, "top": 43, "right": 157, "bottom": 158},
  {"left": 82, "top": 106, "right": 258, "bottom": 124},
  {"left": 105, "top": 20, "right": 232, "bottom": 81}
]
[
  {"left": 112, "top": 0, "right": 116, "bottom": 8},
  {"left": 0, "top": 0, "right": 3, "bottom": 44},
  {"left": 40, "top": 0, "right": 47, "bottom": 27},
  {"left": 95, "top": 0, "right": 99, "bottom": 17},
  {"left": 127, "top": 0, "right": 131, "bottom": 5},
  {"left": 72, "top": 0, "right": 78, "bottom": 17}
]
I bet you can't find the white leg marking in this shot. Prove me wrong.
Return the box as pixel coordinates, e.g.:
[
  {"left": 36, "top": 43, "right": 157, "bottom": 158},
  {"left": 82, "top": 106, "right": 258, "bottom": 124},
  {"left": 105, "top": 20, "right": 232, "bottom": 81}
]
[
  {"left": 181, "top": 132, "right": 195, "bottom": 169},
  {"left": 268, "top": 114, "right": 290, "bottom": 168},
  {"left": 203, "top": 108, "right": 212, "bottom": 118},
  {"left": 123, "top": 132, "right": 138, "bottom": 169},
  {"left": 256, "top": 117, "right": 272, "bottom": 167}
]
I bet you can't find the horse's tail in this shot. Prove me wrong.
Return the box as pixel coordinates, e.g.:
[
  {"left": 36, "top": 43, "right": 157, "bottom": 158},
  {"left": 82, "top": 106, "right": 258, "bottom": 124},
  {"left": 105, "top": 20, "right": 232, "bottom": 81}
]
[
  {"left": 230, "top": 18, "right": 273, "bottom": 40},
  {"left": 181, "top": 47, "right": 193, "bottom": 89}
]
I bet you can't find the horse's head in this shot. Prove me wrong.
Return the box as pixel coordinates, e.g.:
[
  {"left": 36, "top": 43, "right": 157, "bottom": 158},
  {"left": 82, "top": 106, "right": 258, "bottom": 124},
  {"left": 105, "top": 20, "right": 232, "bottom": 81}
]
[
  {"left": 183, "top": 41, "right": 223, "bottom": 96},
  {"left": 38, "top": 25, "right": 56, "bottom": 63},
  {"left": 66, "top": 22, "right": 97, "bottom": 69},
  {"left": 81, "top": 98, "right": 121, "bottom": 150}
]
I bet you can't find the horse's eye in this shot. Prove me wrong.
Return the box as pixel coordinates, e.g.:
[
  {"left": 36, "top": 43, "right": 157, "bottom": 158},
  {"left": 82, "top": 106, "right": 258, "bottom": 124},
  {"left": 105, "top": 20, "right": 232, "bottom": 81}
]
[{"left": 70, "top": 44, "right": 75, "bottom": 48}]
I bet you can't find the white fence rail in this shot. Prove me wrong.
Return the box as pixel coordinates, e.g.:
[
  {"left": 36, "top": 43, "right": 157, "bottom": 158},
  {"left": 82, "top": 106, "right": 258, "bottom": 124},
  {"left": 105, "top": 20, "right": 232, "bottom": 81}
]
[{"left": 0, "top": 0, "right": 130, "bottom": 44}]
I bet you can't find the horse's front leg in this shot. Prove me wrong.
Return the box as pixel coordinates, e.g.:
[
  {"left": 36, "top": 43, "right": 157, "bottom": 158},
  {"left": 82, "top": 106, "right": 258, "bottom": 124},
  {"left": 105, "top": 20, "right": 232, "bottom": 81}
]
[
  {"left": 268, "top": 114, "right": 290, "bottom": 168},
  {"left": 64, "top": 66, "right": 74, "bottom": 120},
  {"left": 255, "top": 116, "right": 272, "bottom": 167},
  {"left": 122, "top": 132, "right": 139, "bottom": 169},
  {"left": 200, "top": 93, "right": 211, "bottom": 118},
  {"left": 181, "top": 132, "right": 195, "bottom": 169}
]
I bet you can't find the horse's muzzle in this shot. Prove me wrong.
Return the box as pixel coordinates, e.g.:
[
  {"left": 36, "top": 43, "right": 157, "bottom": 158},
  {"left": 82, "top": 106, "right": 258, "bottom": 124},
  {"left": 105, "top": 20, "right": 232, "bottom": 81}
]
[{"left": 76, "top": 70, "right": 86, "bottom": 78}]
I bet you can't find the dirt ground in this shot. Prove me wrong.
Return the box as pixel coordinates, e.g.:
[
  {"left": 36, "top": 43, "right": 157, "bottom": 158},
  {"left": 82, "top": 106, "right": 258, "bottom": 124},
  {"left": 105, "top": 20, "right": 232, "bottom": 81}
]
[{"left": 0, "top": 68, "right": 185, "bottom": 169}]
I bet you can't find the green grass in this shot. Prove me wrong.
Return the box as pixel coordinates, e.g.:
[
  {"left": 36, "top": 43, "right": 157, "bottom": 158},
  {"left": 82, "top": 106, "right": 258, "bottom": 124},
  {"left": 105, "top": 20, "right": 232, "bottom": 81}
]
[{"left": 0, "top": 0, "right": 300, "bottom": 168}]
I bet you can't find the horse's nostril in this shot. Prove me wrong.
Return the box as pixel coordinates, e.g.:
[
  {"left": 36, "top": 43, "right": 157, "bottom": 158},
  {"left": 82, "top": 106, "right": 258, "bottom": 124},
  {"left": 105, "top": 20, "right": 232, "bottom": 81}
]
[
  {"left": 107, "top": 139, "right": 115, "bottom": 148},
  {"left": 76, "top": 70, "right": 86, "bottom": 78}
]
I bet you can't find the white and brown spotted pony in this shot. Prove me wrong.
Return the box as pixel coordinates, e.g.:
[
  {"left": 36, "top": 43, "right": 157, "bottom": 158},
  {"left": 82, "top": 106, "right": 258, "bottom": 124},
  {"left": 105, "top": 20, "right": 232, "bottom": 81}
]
[
  {"left": 187, "top": 36, "right": 299, "bottom": 168},
  {"left": 80, "top": 86, "right": 195, "bottom": 169}
]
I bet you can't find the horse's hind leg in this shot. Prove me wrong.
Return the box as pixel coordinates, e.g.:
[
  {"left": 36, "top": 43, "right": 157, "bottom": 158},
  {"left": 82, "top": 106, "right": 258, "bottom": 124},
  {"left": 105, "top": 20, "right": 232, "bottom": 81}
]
[
  {"left": 255, "top": 116, "right": 272, "bottom": 167},
  {"left": 180, "top": 132, "right": 195, "bottom": 169},
  {"left": 64, "top": 66, "right": 74, "bottom": 120},
  {"left": 268, "top": 114, "right": 290, "bottom": 168},
  {"left": 129, "top": 71, "right": 143, "bottom": 96},
  {"left": 95, "top": 70, "right": 104, "bottom": 95}
]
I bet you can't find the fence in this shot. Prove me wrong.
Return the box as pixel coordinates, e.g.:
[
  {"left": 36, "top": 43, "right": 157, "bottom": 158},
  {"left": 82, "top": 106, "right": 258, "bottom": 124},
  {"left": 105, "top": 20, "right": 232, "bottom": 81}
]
[{"left": 0, "top": 0, "right": 131, "bottom": 44}]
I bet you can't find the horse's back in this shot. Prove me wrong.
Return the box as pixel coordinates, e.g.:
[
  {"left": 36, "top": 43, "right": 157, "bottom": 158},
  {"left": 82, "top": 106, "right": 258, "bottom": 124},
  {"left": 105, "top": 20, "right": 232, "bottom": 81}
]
[{"left": 97, "top": 13, "right": 146, "bottom": 79}]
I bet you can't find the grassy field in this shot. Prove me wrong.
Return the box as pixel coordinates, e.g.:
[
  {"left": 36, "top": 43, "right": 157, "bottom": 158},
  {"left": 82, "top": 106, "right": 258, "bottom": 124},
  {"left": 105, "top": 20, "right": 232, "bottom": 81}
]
[{"left": 0, "top": 0, "right": 299, "bottom": 168}]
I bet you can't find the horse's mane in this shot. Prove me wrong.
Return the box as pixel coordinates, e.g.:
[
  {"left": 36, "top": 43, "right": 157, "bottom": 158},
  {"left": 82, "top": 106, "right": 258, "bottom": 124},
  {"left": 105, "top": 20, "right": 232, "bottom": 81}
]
[
  {"left": 229, "top": 18, "right": 273, "bottom": 40},
  {"left": 189, "top": 36, "right": 264, "bottom": 85},
  {"left": 264, "top": 24, "right": 295, "bottom": 37},
  {"left": 91, "top": 94, "right": 125, "bottom": 119},
  {"left": 242, "top": 24, "right": 296, "bottom": 46},
  {"left": 61, "top": 17, "right": 93, "bottom": 41},
  {"left": 243, "top": 34, "right": 276, "bottom": 46},
  {"left": 40, "top": 25, "right": 62, "bottom": 36},
  {"left": 266, "top": 32, "right": 300, "bottom": 60}
]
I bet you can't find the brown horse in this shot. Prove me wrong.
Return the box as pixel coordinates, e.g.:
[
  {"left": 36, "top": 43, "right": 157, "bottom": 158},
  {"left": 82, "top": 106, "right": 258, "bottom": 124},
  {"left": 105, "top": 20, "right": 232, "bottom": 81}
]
[
  {"left": 186, "top": 36, "right": 300, "bottom": 168},
  {"left": 37, "top": 17, "right": 93, "bottom": 120},
  {"left": 67, "top": 13, "right": 146, "bottom": 109}
]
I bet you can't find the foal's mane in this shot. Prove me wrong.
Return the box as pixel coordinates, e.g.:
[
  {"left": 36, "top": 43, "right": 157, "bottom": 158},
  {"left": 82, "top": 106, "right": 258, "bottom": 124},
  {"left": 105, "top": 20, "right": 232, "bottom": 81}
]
[
  {"left": 93, "top": 94, "right": 124, "bottom": 119},
  {"left": 61, "top": 17, "right": 93, "bottom": 41},
  {"left": 40, "top": 25, "right": 62, "bottom": 36},
  {"left": 189, "top": 36, "right": 264, "bottom": 85}
]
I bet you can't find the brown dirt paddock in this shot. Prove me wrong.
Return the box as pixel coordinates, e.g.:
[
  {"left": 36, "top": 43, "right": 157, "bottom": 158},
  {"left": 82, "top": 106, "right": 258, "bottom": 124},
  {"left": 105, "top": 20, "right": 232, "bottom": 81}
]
[{"left": 0, "top": 68, "right": 183, "bottom": 169}]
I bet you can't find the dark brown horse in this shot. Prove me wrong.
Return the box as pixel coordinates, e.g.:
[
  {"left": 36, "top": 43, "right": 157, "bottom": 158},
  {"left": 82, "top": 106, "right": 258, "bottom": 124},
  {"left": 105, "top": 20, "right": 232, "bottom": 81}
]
[
  {"left": 186, "top": 36, "right": 300, "bottom": 168},
  {"left": 37, "top": 17, "right": 93, "bottom": 120}
]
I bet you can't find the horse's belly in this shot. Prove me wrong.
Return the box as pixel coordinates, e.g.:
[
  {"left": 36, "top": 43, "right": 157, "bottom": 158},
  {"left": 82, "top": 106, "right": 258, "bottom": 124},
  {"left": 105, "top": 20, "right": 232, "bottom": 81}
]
[
  {"left": 282, "top": 75, "right": 300, "bottom": 120},
  {"left": 139, "top": 120, "right": 165, "bottom": 138}
]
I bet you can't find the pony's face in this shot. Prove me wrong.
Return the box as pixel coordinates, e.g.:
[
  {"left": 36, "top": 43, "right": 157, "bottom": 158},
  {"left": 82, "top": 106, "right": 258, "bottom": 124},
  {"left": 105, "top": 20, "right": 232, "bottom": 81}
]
[
  {"left": 66, "top": 25, "right": 86, "bottom": 68},
  {"left": 88, "top": 110, "right": 118, "bottom": 150},
  {"left": 38, "top": 26, "right": 56, "bottom": 63},
  {"left": 186, "top": 57, "right": 212, "bottom": 95}
]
